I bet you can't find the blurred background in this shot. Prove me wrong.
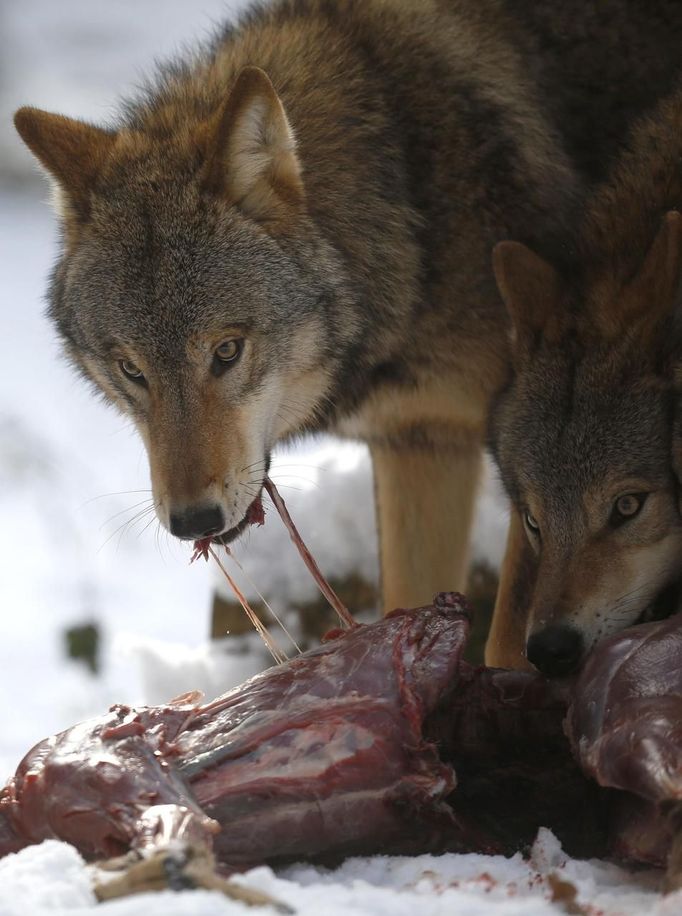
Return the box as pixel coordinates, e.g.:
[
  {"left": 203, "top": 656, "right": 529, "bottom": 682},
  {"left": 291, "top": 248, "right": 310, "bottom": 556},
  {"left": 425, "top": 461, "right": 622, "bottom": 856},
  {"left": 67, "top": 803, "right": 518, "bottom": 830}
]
[{"left": 0, "top": 0, "right": 508, "bottom": 774}]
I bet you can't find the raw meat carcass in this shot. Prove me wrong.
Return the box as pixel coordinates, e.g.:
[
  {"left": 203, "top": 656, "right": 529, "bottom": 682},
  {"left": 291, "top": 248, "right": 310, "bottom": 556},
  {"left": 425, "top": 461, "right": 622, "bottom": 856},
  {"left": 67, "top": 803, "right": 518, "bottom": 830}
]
[
  {"left": 0, "top": 594, "right": 469, "bottom": 874},
  {"left": 2, "top": 593, "right": 682, "bottom": 898},
  {"left": 567, "top": 612, "right": 682, "bottom": 887}
]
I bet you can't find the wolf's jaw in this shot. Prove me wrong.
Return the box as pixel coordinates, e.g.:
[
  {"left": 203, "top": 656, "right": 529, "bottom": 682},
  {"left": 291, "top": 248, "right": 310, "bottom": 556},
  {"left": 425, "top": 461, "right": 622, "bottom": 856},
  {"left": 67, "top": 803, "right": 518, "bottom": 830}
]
[
  {"left": 214, "top": 513, "right": 254, "bottom": 545},
  {"left": 212, "top": 492, "right": 265, "bottom": 545},
  {"left": 210, "top": 454, "right": 272, "bottom": 545}
]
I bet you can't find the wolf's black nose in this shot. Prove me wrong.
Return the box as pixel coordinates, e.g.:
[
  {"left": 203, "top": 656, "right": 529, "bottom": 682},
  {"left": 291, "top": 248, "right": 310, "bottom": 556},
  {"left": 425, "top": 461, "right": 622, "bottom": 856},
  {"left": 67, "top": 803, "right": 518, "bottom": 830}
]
[
  {"left": 169, "top": 505, "right": 225, "bottom": 540},
  {"left": 526, "top": 625, "right": 583, "bottom": 678}
]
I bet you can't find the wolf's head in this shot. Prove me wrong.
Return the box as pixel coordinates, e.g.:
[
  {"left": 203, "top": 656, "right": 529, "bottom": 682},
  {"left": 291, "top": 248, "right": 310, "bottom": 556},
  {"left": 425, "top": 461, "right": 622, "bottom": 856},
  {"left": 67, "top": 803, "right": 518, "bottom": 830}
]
[
  {"left": 14, "top": 68, "right": 358, "bottom": 542},
  {"left": 490, "top": 212, "right": 682, "bottom": 676}
]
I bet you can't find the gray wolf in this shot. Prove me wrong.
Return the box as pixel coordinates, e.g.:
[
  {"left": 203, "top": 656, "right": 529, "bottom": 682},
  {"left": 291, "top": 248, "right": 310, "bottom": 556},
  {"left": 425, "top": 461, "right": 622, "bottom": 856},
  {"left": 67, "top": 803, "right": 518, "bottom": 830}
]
[
  {"left": 13, "top": 0, "right": 682, "bottom": 615},
  {"left": 486, "top": 81, "right": 682, "bottom": 676}
]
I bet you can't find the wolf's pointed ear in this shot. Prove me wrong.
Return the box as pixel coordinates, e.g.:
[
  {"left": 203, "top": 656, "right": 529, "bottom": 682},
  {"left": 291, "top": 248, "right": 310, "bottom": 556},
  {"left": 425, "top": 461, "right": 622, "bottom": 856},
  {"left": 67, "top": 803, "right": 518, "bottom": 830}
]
[
  {"left": 492, "top": 241, "right": 561, "bottom": 353},
  {"left": 202, "top": 67, "right": 305, "bottom": 226},
  {"left": 620, "top": 211, "right": 682, "bottom": 329},
  {"left": 14, "top": 108, "right": 115, "bottom": 220}
]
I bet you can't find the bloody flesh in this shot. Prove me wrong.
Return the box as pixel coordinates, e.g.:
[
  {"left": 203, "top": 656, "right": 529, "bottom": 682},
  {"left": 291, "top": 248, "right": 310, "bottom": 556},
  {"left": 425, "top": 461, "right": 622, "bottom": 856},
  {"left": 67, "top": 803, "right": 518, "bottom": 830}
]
[
  {"left": 2, "top": 600, "right": 682, "bottom": 875},
  {"left": 566, "top": 613, "right": 682, "bottom": 867},
  {"left": 567, "top": 613, "right": 682, "bottom": 804},
  {"left": 0, "top": 595, "right": 469, "bottom": 866}
]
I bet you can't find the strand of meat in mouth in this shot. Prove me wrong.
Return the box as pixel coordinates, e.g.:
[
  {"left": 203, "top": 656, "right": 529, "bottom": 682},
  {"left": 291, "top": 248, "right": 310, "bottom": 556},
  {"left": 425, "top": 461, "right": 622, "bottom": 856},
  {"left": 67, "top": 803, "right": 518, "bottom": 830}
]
[
  {"left": 191, "top": 477, "right": 356, "bottom": 662},
  {"left": 224, "top": 546, "right": 302, "bottom": 654},
  {"left": 206, "top": 545, "right": 289, "bottom": 664}
]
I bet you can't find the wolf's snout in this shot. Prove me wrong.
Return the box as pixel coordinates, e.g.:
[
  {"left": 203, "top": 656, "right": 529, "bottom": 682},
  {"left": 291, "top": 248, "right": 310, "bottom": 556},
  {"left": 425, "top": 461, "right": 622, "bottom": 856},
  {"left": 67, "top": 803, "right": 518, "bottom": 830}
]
[
  {"left": 526, "top": 625, "right": 583, "bottom": 678},
  {"left": 169, "top": 505, "right": 225, "bottom": 540}
]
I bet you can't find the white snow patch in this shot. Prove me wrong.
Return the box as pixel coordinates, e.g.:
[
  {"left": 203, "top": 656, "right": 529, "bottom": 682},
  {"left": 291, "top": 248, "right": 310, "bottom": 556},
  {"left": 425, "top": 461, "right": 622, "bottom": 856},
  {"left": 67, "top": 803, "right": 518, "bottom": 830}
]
[
  {"left": 120, "top": 632, "right": 273, "bottom": 706},
  {"left": 0, "top": 833, "right": 676, "bottom": 916},
  {"left": 0, "top": 841, "right": 95, "bottom": 914}
]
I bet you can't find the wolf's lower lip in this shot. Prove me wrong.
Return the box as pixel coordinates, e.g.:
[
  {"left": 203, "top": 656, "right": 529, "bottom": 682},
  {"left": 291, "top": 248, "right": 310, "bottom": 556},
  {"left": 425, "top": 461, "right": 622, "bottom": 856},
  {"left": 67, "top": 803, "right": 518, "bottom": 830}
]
[
  {"left": 215, "top": 513, "right": 253, "bottom": 545},
  {"left": 214, "top": 492, "right": 265, "bottom": 545},
  {"left": 196, "top": 455, "right": 271, "bottom": 546}
]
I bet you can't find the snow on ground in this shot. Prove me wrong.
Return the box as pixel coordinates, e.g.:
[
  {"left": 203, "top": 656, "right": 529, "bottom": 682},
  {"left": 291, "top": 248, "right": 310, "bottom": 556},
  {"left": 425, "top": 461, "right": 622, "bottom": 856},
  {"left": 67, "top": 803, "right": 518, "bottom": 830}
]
[
  {"left": 0, "top": 830, "right": 678, "bottom": 916},
  {"left": 0, "top": 2, "right": 670, "bottom": 913}
]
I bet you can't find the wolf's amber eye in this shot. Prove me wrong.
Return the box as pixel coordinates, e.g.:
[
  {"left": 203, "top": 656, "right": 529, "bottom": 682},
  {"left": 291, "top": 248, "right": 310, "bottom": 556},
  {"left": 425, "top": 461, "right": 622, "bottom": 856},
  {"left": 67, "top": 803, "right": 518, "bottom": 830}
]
[
  {"left": 611, "top": 493, "right": 647, "bottom": 525},
  {"left": 212, "top": 339, "right": 244, "bottom": 375},
  {"left": 119, "top": 359, "right": 145, "bottom": 384},
  {"left": 524, "top": 510, "right": 540, "bottom": 534},
  {"left": 215, "top": 339, "right": 242, "bottom": 362}
]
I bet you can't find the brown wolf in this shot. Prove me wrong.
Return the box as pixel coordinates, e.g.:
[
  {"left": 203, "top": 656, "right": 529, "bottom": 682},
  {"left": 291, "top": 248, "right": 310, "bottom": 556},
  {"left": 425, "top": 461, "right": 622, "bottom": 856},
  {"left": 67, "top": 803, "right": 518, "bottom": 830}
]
[
  {"left": 13, "top": 0, "right": 682, "bottom": 615},
  {"left": 487, "top": 81, "right": 682, "bottom": 676}
]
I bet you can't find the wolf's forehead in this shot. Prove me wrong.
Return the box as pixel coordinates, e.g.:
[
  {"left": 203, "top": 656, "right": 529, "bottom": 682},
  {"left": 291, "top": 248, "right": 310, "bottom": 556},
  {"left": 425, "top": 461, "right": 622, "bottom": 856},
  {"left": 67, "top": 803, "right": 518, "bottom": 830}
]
[
  {"left": 73, "top": 206, "right": 284, "bottom": 331},
  {"left": 515, "top": 364, "right": 670, "bottom": 491},
  {"left": 94, "top": 191, "right": 220, "bottom": 270}
]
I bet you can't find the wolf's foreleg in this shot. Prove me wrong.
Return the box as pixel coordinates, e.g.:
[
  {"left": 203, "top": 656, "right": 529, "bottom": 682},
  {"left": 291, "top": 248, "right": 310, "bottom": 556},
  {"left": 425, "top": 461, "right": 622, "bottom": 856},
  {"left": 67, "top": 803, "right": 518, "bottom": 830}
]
[
  {"left": 485, "top": 508, "right": 535, "bottom": 669},
  {"left": 370, "top": 441, "right": 481, "bottom": 613}
]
